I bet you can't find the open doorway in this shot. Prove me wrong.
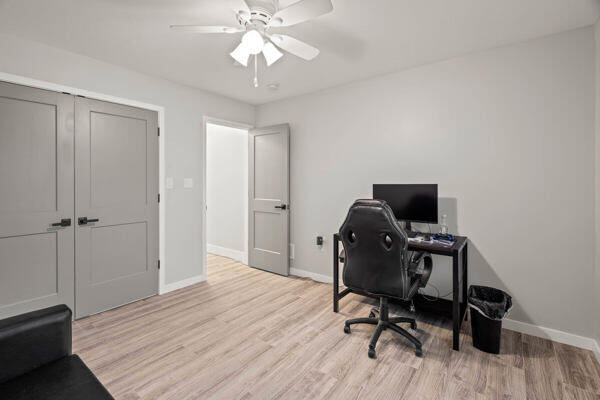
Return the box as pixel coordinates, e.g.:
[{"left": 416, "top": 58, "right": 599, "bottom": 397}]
[
  {"left": 203, "top": 119, "right": 290, "bottom": 280},
  {"left": 205, "top": 122, "right": 250, "bottom": 273}
]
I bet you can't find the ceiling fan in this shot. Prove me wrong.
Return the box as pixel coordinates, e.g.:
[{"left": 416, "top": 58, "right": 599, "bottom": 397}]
[{"left": 170, "top": 0, "right": 333, "bottom": 86}]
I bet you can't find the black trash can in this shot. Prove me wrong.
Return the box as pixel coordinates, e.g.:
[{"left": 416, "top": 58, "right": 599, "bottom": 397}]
[{"left": 468, "top": 285, "right": 512, "bottom": 354}]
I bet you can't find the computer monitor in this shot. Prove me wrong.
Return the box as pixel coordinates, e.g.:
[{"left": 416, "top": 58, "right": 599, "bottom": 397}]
[{"left": 373, "top": 184, "right": 438, "bottom": 224}]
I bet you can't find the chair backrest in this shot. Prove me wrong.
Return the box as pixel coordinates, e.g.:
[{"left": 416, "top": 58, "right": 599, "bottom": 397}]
[{"left": 339, "top": 199, "right": 412, "bottom": 300}]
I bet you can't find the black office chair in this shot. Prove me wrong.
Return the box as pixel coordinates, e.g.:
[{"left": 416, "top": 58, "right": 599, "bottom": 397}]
[{"left": 340, "top": 199, "right": 432, "bottom": 358}]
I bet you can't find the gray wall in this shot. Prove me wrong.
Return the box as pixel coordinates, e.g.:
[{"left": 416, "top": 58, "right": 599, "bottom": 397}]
[
  {"left": 0, "top": 33, "right": 255, "bottom": 286},
  {"left": 206, "top": 123, "right": 248, "bottom": 254},
  {"left": 595, "top": 21, "right": 600, "bottom": 346},
  {"left": 256, "top": 28, "right": 596, "bottom": 338}
]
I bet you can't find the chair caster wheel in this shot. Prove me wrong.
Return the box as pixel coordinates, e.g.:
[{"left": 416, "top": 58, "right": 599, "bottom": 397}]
[
  {"left": 411, "top": 322, "right": 417, "bottom": 330},
  {"left": 368, "top": 348, "right": 376, "bottom": 359},
  {"left": 415, "top": 348, "right": 423, "bottom": 357},
  {"left": 369, "top": 311, "right": 376, "bottom": 318},
  {"left": 344, "top": 325, "right": 351, "bottom": 334}
]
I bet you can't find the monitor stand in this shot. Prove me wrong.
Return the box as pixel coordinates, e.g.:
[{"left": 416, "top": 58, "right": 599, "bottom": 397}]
[
  {"left": 401, "top": 221, "right": 430, "bottom": 240},
  {"left": 400, "top": 220, "right": 412, "bottom": 232}
]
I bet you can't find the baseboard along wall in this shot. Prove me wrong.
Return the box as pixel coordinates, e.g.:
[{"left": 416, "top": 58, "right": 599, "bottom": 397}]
[
  {"left": 160, "top": 274, "right": 206, "bottom": 295},
  {"left": 207, "top": 244, "right": 247, "bottom": 265},
  {"left": 289, "top": 266, "right": 600, "bottom": 354}
]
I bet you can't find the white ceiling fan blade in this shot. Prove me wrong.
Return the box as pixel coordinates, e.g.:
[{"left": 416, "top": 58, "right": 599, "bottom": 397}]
[
  {"left": 230, "top": 42, "right": 251, "bottom": 67},
  {"left": 224, "top": 0, "right": 251, "bottom": 13},
  {"left": 268, "top": 0, "right": 333, "bottom": 27},
  {"left": 170, "top": 25, "right": 244, "bottom": 34},
  {"left": 269, "top": 34, "right": 319, "bottom": 60},
  {"left": 240, "top": 0, "right": 252, "bottom": 12},
  {"left": 227, "top": 0, "right": 252, "bottom": 22}
]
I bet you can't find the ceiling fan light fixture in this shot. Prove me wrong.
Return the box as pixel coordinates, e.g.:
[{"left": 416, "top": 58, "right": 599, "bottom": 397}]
[
  {"left": 230, "top": 42, "right": 250, "bottom": 67},
  {"left": 242, "top": 29, "right": 265, "bottom": 55},
  {"left": 172, "top": 0, "right": 332, "bottom": 83},
  {"left": 262, "top": 42, "right": 283, "bottom": 66}
]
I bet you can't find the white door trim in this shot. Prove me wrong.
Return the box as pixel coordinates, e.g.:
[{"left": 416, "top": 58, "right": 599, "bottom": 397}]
[
  {"left": 0, "top": 71, "right": 167, "bottom": 295},
  {"left": 202, "top": 117, "right": 253, "bottom": 278}
]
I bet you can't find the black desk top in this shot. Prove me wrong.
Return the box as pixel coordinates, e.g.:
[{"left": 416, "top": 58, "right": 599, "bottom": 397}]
[
  {"left": 406, "top": 235, "right": 467, "bottom": 256},
  {"left": 333, "top": 233, "right": 467, "bottom": 256}
]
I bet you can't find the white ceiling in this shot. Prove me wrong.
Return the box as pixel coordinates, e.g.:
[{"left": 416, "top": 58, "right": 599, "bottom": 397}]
[{"left": 0, "top": 0, "right": 598, "bottom": 105}]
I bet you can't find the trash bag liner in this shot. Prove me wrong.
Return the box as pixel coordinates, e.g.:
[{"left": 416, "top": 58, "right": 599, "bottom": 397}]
[{"left": 467, "top": 285, "right": 512, "bottom": 320}]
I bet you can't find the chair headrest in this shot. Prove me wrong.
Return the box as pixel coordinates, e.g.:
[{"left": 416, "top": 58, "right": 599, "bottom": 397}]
[
  {"left": 351, "top": 199, "right": 388, "bottom": 209},
  {"left": 340, "top": 199, "right": 404, "bottom": 241}
]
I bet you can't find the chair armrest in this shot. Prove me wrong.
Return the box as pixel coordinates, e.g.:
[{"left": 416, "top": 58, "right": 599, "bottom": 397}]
[{"left": 0, "top": 305, "right": 72, "bottom": 384}]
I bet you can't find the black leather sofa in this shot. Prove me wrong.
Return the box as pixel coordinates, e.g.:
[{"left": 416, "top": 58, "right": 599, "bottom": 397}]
[{"left": 0, "top": 305, "right": 114, "bottom": 400}]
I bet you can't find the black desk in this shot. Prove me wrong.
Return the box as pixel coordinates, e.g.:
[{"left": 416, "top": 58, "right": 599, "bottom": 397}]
[{"left": 333, "top": 233, "right": 469, "bottom": 351}]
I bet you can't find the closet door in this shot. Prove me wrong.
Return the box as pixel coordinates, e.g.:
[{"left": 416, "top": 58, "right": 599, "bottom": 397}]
[
  {"left": 75, "top": 97, "right": 158, "bottom": 318},
  {"left": 0, "top": 82, "right": 75, "bottom": 319}
]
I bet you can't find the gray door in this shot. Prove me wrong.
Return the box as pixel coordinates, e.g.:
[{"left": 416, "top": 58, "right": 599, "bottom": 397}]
[
  {"left": 248, "top": 124, "right": 290, "bottom": 276},
  {"left": 75, "top": 97, "right": 158, "bottom": 318},
  {"left": 0, "top": 81, "right": 75, "bottom": 319}
]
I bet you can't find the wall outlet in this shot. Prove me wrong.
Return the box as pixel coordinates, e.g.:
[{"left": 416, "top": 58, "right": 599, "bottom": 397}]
[
  {"left": 166, "top": 177, "right": 174, "bottom": 189},
  {"left": 183, "top": 178, "right": 194, "bottom": 188},
  {"left": 289, "top": 243, "right": 295, "bottom": 259}
]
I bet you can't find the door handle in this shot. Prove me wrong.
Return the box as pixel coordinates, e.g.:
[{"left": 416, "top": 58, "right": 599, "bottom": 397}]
[
  {"left": 51, "top": 218, "right": 71, "bottom": 227},
  {"left": 78, "top": 217, "right": 99, "bottom": 225},
  {"left": 274, "top": 204, "right": 287, "bottom": 210}
]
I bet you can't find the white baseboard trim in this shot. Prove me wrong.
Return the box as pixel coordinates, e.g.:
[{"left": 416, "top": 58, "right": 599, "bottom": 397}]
[
  {"left": 290, "top": 267, "right": 333, "bottom": 283},
  {"left": 290, "top": 267, "right": 599, "bottom": 353},
  {"left": 159, "top": 274, "right": 205, "bottom": 295},
  {"left": 207, "top": 244, "right": 246, "bottom": 264},
  {"left": 496, "top": 318, "right": 599, "bottom": 352}
]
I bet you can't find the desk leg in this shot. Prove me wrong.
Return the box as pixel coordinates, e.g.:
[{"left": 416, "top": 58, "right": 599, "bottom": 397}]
[
  {"left": 333, "top": 235, "right": 339, "bottom": 313},
  {"left": 463, "top": 243, "right": 468, "bottom": 321},
  {"left": 453, "top": 252, "right": 460, "bottom": 351}
]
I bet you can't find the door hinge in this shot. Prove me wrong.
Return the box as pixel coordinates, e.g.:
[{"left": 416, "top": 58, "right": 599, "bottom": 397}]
[
  {"left": 157, "top": 127, "right": 160, "bottom": 137},
  {"left": 158, "top": 193, "right": 160, "bottom": 203},
  {"left": 158, "top": 260, "right": 160, "bottom": 270}
]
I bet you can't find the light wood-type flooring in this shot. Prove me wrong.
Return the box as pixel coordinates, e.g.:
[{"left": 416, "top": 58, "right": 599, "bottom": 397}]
[{"left": 72, "top": 254, "right": 600, "bottom": 400}]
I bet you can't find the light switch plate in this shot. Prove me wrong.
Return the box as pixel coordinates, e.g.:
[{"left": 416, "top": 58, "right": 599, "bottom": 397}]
[
  {"left": 183, "top": 178, "right": 193, "bottom": 188},
  {"left": 166, "top": 177, "right": 174, "bottom": 189}
]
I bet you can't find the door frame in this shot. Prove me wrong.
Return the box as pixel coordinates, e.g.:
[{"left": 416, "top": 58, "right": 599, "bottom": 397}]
[
  {"left": 202, "top": 117, "right": 254, "bottom": 279},
  {"left": 0, "top": 72, "right": 168, "bottom": 294}
]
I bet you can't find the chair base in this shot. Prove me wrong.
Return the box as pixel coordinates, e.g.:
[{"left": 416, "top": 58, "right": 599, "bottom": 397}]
[{"left": 344, "top": 298, "right": 423, "bottom": 359}]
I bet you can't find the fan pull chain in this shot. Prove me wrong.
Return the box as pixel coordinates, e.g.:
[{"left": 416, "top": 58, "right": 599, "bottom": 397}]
[{"left": 253, "top": 54, "right": 259, "bottom": 88}]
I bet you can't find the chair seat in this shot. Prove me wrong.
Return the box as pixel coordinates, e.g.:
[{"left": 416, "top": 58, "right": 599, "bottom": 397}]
[{"left": 0, "top": 355, "right": 113, "bottom": 400}]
